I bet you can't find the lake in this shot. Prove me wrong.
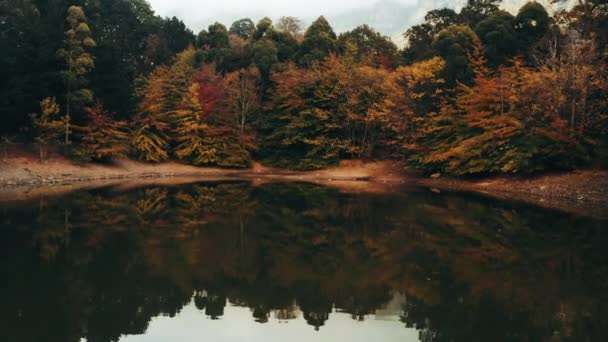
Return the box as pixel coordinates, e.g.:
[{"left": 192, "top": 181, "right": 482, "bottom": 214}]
[{"left": 1, "top": 181, "right": 607, "bottom": 342}]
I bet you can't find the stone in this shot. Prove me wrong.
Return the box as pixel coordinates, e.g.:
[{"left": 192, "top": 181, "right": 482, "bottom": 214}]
[{"left": 430, "top": 173, "right": 442, "bottom": 179}]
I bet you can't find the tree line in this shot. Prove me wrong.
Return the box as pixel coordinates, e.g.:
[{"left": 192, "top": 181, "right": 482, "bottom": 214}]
[{"left": 1, "top": 0, "right": 607, "bottom": 174}]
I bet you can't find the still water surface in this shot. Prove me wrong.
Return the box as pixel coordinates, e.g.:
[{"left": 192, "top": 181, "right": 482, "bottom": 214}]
[{"left": 1, "top": 181, "right": 607, "bottom": 341}]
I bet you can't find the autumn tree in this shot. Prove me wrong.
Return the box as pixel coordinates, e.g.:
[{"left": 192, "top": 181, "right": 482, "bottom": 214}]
[
  {"left": 76, "top": 101, "right": 130, "bottom": 161},
  {"left": 261, "top": 59, "right": 347, "bottom": 169},
  {"left": 415, "top": 58, "right": 590, "bottom": 175},
  {"left": 553, "top": 0, "right": 608, "bottom": 53},
  {"left": 131, "top": 66, "right": 171, "bottom": 162},
  {"left": 30, "top": 97, "right": 63, "bottom": 160},
  {"left": 171, "top": 82, "right": 210, "bottom": 164},
  {"left": 56, "top": 5, "right": 96, "bottom": 145},
  {"left": 225, "top": 67, "right": 261, "bottom": 133},
  {"left": 261, "top": 55, "right": 390, "bottom": 168},
  {"left": 345, "top": 64, "right": 389, "bottom": 158},
  {"left": 541, "top": 37, "right": 608, "bottom": 144},
  {"left": 172, "top": 65, "right": 253, "bottom": 168},
  {"left": 132, "top": 48, "right": 199, "bottom": 162},
  {"left": 377, "top": 57, "right": 446, "bottom": 155},
  {"left": 194, "top": 65, "right": 253, "bottom": 167}
]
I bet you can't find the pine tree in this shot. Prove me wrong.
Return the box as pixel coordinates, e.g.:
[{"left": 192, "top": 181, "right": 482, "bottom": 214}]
[
  {"left": 132, "top": 48, "right": 198, "bottom": 162},
  {"left": 172, "top": 82, "right": 212, "bottom": 165},
  {"left": 132, "top": 66, "right": 172, "bottom": 162}
]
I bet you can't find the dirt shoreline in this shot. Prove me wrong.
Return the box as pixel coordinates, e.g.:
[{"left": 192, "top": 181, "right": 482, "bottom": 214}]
[{"left": 1, "top": 157, "right": 607, "bottom": 219}]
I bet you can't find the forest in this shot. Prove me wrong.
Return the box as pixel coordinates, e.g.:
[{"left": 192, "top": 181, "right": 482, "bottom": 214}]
[{"left": 1, "top": 0, "right": 607, "bottom": 175}]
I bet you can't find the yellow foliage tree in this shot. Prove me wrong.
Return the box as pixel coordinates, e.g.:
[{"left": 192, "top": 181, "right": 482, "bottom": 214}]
[
  {"left": 132, "top": 48, "right": 199, "bottom": 162},
  {"left": 132, "top": 66, "right": 171, "bottom": 162},
  {"left": 30, "top": 97, "right": 64, "bottom": 160},
  {"left": 346, "top": 64, "right": 389, "bottom": 158},
  {"left": 377, "top": 57, "right": 446, "bottom": 154},
  {"left": 172, "top": 82, "right": 215, "bottom": 164}
]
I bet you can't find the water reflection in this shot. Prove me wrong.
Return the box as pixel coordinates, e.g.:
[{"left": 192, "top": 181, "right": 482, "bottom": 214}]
[
  {"left": 1, "top": 182, "right": 607, "bottom": 342},
  {"left": 121, "top": 298, "right": 420, "bottom": 342}
]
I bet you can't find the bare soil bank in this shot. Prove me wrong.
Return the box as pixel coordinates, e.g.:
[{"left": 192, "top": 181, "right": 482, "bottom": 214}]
[{"left": 1, "top": 156, "right": 607, "bottom": 219}]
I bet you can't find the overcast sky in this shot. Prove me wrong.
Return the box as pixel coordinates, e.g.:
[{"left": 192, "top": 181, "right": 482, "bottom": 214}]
[
  {"left": 148, "top": 0, "right": 415, "bottom": 19},
  {"left": 146, "top": 0, "right": 422, "bottom": 32},
  {"left": 145, "top": 0, "right": 564, "bottom": 41}
]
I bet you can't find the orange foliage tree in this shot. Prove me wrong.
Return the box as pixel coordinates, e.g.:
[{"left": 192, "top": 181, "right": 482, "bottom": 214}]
[
  {"left": 414, "top": 57, "right": 589, "bottom": 175},
  {"left": 172, "top": 64, "right": 253, "bottom": 168},
  {"left": 260, "top": 55, "right": 390, "bottom": 169},
  {"left": 76, "top": 101, "right": 130, "bottom": 161}
]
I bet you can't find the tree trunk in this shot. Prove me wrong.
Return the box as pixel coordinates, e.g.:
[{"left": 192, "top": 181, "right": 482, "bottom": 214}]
[
  {"left": 360, "top": 119, "right": 369, "bottom": 159},
  {"left": 65, "top": 115, "right": 70, "bottom": 145},
  {"left": 581, "top": 82, "right": 588, "bottom": 137},
  {"left": 66, "top": 50, "right": 72, "bottom": 145},
  {"left": 571, "top": 98, "right": 576, "bottom": 130}
]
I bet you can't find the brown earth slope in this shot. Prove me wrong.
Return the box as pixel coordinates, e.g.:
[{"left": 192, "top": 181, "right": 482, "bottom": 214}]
[{"left": 1, "top": 155, "right": 607, "bottom": 219}]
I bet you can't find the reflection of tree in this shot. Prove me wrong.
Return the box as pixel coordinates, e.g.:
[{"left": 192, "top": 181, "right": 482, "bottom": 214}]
[
  {"left": 274, "top": 302, "right": 299, "bottom": 321},
  {"left": 335, "top": 285, "right": 393, "bottom": 321},
  {"left": 299, "top": 290, "right": 333, "bottom": 331},
  {"left": 31, "top": 199, "right": 71, "bottom": 262},
  {"left": 1, "top": 181, "right": 607, "bottom": 341},
  {"left": 205, "top": 293, "right": 227, "bottom": 320},
  {"left": 134, "top": 188, "right": 169, "bottom": 224},
  {"left": 194, "top": 290, "right": 208, "bottom": 311}
]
